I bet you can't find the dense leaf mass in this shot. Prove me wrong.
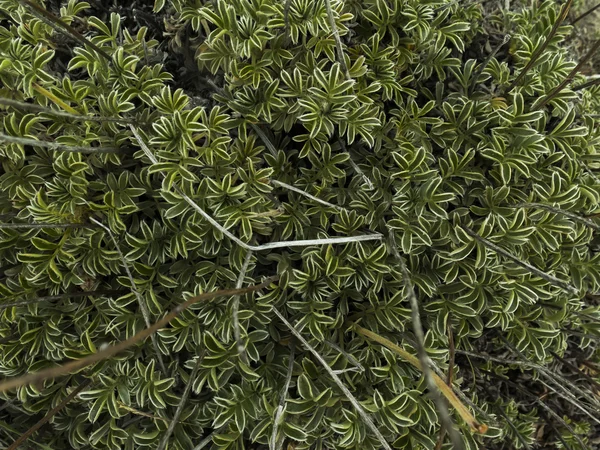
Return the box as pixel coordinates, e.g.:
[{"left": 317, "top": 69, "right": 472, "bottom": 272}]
[{"left": 0, "top": 0, "right": 599, "bottom": 449}]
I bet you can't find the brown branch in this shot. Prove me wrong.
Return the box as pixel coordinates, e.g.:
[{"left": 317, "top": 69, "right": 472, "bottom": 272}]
[
  {"left": 6, "top": 378, "right": 92, "bottom": 450},
  {"left": 505, "top": 0, "right": 574, "bottom": 93},
  {"left": 572, "top": 77, "right": 600, "bottom": 91},
  {"left": 0, "top": 97, "right": 137, "bottom": 124},
  {"left": 18, "top": 0, "right": 111, "bottom": 60},
  {"left": 157, "top": 352, "right": 205, "bottom": 450},
  {"left": 434, "top": 321, "right": 456, "bottom": 450},
  {"left": 462, "top": 227, "right": 579, "bottom": 295},
  {"left": 0, "top": 277, "right": 277, "bottom": 393},
  {"left": 0, "top": 290, "right": 126, "bottom": 310},
  {"left": 0, "top": 222, "right": 99, "bottom": 230},
  {"left": 549, "top": 351, "right": 600, "bottom": 394},
  {"left": 572, "top": 2, "right": 600, "bottom": 24},
  {"left": 536, "top": 37, "right": 600, "bottom": 109}
]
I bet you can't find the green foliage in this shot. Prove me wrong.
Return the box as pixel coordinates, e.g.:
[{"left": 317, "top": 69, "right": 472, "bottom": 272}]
[{"left": 0, "top": 0, "right": 599, "bottom": 449}]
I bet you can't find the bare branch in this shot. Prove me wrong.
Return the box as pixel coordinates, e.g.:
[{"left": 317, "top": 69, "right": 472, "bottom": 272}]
[
  {"left": 130, "top": 125, "right": 383, "bottom": 251},
  {"left": 157, "top": 352, "right": 204, "bottom": 450},
  {"left": 0, "top": 278, "right": 276, "bottom": 393},
  {"left": 273, "top": 308, "right": 393, "bottom": 450},
  {"left": 511, "top": 203, "right": 600, "bottom": 231},
  {"left": 463, "top": 227, "right": 579, "bottom": 295},
  {"left": 271, "top": 342, "right": 295, "bottom": 450},
  {"left": 0, "top": 222, "right": 99, "bottom": 229},
  {"left": 233, "top": 250, "right": 253, "bottom": 364},
  {"left": 18, "top": 0, "right": 112, "bottom": 60},
  {"left": 90, "top": 218, "right": 167, "bottom": 375},
  {"left": 506, "top": 0, "right": 574, "bottom": 93},
  {"left": 388, "top": 233, "right": 464, "bottom": 450},
  {"left": 572, "top": 2, "right": 600, "bottom": 24},
  {"left": 6, "top": 379, "right": 91, "bottom": 450},
  {"left": 536, "top": 37, "right": 600, "bottom": 109},
  {"left": 0, "top": 97, "right": 137, "bottom": 123},
  {"left": 323, "top": 0, "right": 349, "bottom": 77},
  {"left": 0, "top": 290, "right": 125, "bottom": 310},
  {"left": 0, "top": 133, "right": 121, "bottom": 154}
]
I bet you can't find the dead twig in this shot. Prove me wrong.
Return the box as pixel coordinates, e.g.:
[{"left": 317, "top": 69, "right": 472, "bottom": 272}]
[
  {"left": 273, "top": 308, "right": 393, "bottom": 450},
  {"left": 6, "top": 378, "right": 92, "bottom": 450},
  {"left": 0, "top": 278, "right": 277, "bottom": 393},
  {"left": 505, "top": 0, "right": 574, "bottom": 94},
  {"left": 157, "top": 352, "right": 205, "bottom": 450}
]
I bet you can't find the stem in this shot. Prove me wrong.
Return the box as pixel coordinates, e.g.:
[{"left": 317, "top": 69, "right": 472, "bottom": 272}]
[
  {"left": 505, "top": 0, "right": 574, "bottom": 94},
  {"left": 572, "top": 77, "right": 600, "bottom": 91},
  {"left": 90, "top": 218, "right": 167, "bottom": 376},
  {"left": 511, "top": 202, "right": 600, "bottom": 231},
  {"left": 0, "top": 222, "right": 98, "bottom": 229},
  {"left": 324, "top": 0, "right": 349, "bottom": 77},
  {"left": 536, "top": 37, "right": 600, "bottom": 109},
  {"left": 0, "top": 97, "right": 137, "bottom": 123},
  {"left": 233, "top": 250, "right": 253, "bottom": 365},
  {"left": 273, "top": 308, "right": 393, "bottom": 450},
  {"left": 392, "top": 243, "right": 464, "bottom": 450},
  {"left": 157, "top": 353, "right": 204, "bottom": 450},
  {"left": 0, "top": 278, "right": 277, "bottom": 393},
  {"left": 6, "top": 379, "right": 91, "bottom": 450},
  {"left": 352, "top": 324, "right": 488, "bottom": 433},
  {"left": 0, "top": 290, "right": 126, "bottom": 310},
  {"left": 462, "top": 227, "right": 579, "bottom": 294},
  {"left": 18, "top": 0, "right": 111, "bottom": 60},
  {"left": 0, "top": 133, "right": 120, "bottom": 154},
  {"left": 572, "top": 2, "right": 600, "bottom": 24}
]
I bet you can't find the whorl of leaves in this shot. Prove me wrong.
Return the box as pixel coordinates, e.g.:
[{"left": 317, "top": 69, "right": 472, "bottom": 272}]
[{"left": 0, "top": 0, "right": 599, "bottom": 449}]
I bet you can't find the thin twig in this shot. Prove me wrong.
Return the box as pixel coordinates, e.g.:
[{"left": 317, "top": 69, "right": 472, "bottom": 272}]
[
  {"left": 18, "top": 0, "right": 112, "bottom": 60},
  {"left": 435, "top": 321, "right": 457, "bottom": 450},
  {"left": 537, "top": 377, "right": 600, "bottom": 426},
  {"left": 353, "top": 325, "right": 488, "bottom": 433},
  {"left": 549, "top": 351, "right": 600, "bottom": 394},
  {"left": 0, "top": 222, "right": 99, "bottom": 229},
  {"left": 572, "top": 77, "right": 600, "bottom": 91},
  {"left": 271, "top": 342, "right": 295, "bottom": 450},
  {"left": 572, "top": 2, "right": 600, "bottom": 24},
  {"left": 462, "top": 227, "right": 579, "bottom": 294},
  {"left": 323, "top": 340, "right": 365, "bottom": 372},
  {"left": 533, "top": 393, "right": 589, "bottom": 449},
  {"left": 192, "top": 428, "right": 223, "bottom": 450},
  {"left": 536, "top": 37, "right": 600, "bottom": 109},
  {"left": 458, "top": 349, "right": 600, "bottom": 425},
  {"left": 271, "top": 180, "right": 343, "bottom": 211},
  {"left": 130, "top": 125, "right": 383, "bottom": 251},
  {"left": 469, "top": 34, "right": 511, "bottom": 97},
  {"left": 539, "top": 409, "right": 574, "bottom": 450},
  {"left": 90, "top": 218, "right": 167, "bottom": 375},
  {"left": 233, "top": 250, "right": 253, "bottom": 365},
  {"left": 323, "top": 0, "right": 349, "bottom": 77},
  {"left": 6, "top": 378, "right": 91, "bottom": 450},
  {"left": 117, "top": 401, "right": 170, "bottom": 423},
  {"left": 157, "top": 352, "right": 204, "bottom": 450},
  {"left": 0, "top": 290, "right": 125, "bottom": 310},
  {"left": 389, "top": 234, "right": 464, "bottom": 450},
  {"left": 273, "top": 308, "right": 392, "bottom": 450},
  {"left": 283, "top": 0, "right": 292, "bottom": 41},
  {"left": 0, "top": 133, "right": 121, "bottom": 153},
  {"left": 0, "top": 97, "right": 136, "bottom": 123},
  {"left": 505, "top": 0, "right": 574, "bottom": 93},
  {"left": 511, "top": 203, "right": 600, "bottom": 231},
  {"left": 339, "top": 139, "right": 374, "bottom": 189},
  {"left": 480, "top": 382, "right": 532, "bottom": 450},
  {"left": 0, "top": 278, "right": 277, "bottom": 393}
]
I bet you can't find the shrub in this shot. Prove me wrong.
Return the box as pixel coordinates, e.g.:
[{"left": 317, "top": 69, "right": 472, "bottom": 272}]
[{"left": 0, "top": 0, "right": 599, "bottom": 449}]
